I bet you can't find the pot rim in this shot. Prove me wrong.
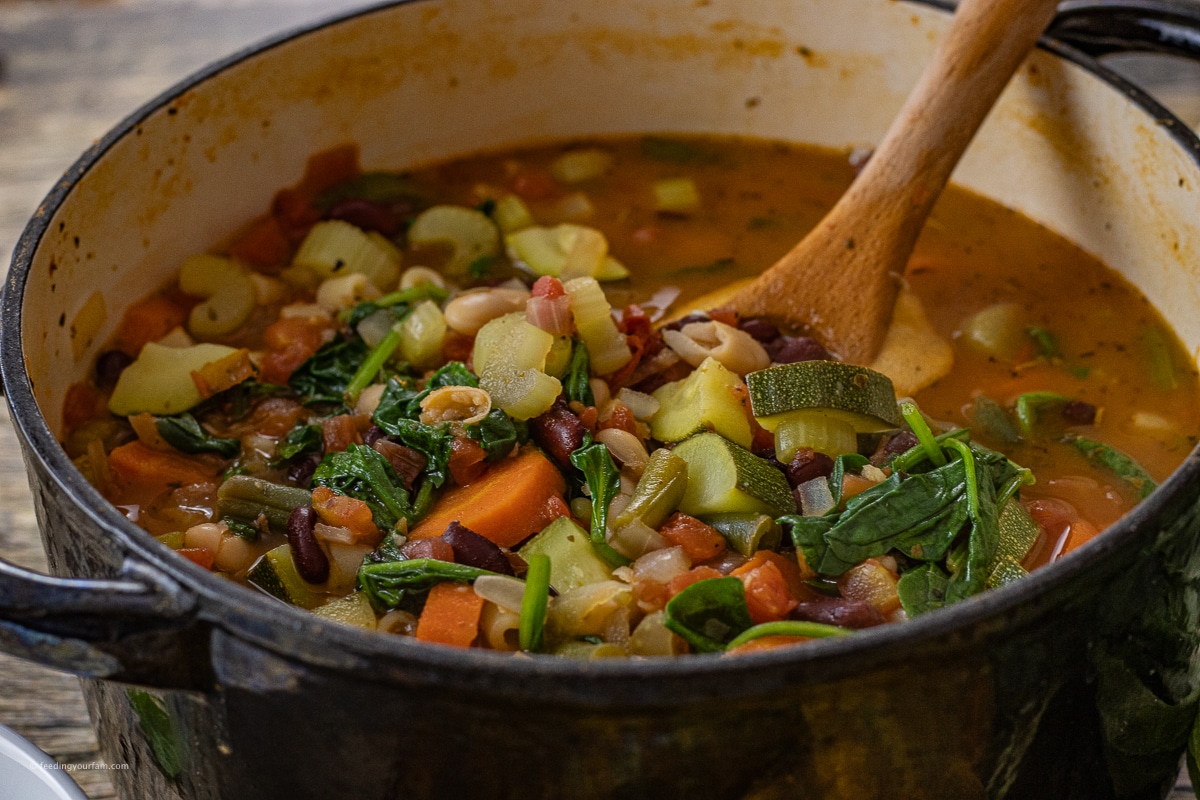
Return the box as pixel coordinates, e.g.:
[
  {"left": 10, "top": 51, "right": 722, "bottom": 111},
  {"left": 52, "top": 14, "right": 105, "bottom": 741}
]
[{"left": 4, "top": 0, "right": 1200, "bottom": 690}]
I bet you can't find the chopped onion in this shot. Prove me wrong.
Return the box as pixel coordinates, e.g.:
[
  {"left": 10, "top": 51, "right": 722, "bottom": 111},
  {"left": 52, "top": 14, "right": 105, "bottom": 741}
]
[
  {"left": 630, "top": 610, "right": 684, "bottom": 657},
  {"left": 639, "top": 286, "right": 682, "bottom": 323},
  {"left": 314, "top": 522, "right": 356, "bottom": 545},
  {"left": 616, "top": 388, "right": 660, "bottom": 421},
  {"left": 632, "top": 546, "right": 690, "bottom": 584},
  {"left": 798, "top": 477, "right": 835, "bottom": 517},
  {"left": 356, "top": 308, "right": 397, "bottom": 348},
  {"left": 473, "top": 574, "right": 528, "bottom": 613},
  {"left": 610, "top": 518, "right": 668, "bottom": 560},
  {"left": 526, "top": 293, "right": 574, "bottom": 336}
]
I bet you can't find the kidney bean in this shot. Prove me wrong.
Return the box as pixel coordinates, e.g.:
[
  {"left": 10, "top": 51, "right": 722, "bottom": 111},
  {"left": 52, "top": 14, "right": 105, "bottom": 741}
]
[
  {"left": 286, "top": 453, "right": 322, "bottom": 488},
  {"left": 326, "top": 198, "right": 402, "bottom": 236},
  {"left": 287, "top": 505, "right": 329, "bottom": 585},
  {"left": 528, "top": 397, "right": 587, "bottom": 471},
  {"left": 870, "top": 431, "right": 920, "bottom": 467},
  {"left": 783, "top": 448, "right": 835, "bottom": 488},
  {"left": 363, "top": 425, "right": 386, "bottom": 448},
  {"left": 738, "top": 317, "right": 779, "bottom": 343},
  {"left": 441, "top": 521, "right": 514, "bottom": 575},
  {"left": 661, "top": 312, "right": 710, "bottom": 333},
  {"left": 1062, "top": 400, "right": 1097, "bottom": 426},
  {"left": 766, "top": 336, "right": 831, "bottom": 364},
  {"left": 95, "top": 350, "right": 134, "bottom": 386},
  {"left": 792, "top": 597, "right": 886, "bottom": 629},
  {"left": 401, "top": 537, "right": 455, "bottom": 562}
]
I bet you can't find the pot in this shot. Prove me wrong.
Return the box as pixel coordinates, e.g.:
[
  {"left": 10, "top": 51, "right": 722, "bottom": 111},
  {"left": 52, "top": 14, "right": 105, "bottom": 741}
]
[{"left": 3, "top": 1, "right": 1200, "bottom": 798}]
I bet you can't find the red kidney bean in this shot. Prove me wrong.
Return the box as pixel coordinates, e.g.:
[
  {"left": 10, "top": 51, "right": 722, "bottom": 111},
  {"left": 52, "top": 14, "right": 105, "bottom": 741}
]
[
  {"left": 661, "top": 312, "right": 710, "bottom": 333},
  {"left": 441, "top": 521, "right": 514, "bottom": 575},
  {"left": 783, "top": 448, "right": 835, "bottom": 488},
  {"left": 738, "top": 317, "right": 779, "bottom": 342},
  {"left": 792, "top": 598, "right": 886, "bottom": 629},
  {"left": 766, "top": 336, "right": 831, "bottom": 364},
  {"left": 363, "top": 425, "right": 386, "bottom": 448},
  {"left": 528, "top": 397, "right": 587, "bottom": 471},
  {"left": 286, "top": 453, "right": 322, "bottom": 488},
  {"left": 1062, "top": 400, "right": 1097, "bottom": 426},
  {"left": 871, "top": 431, "right": 920, "bottom": 467},
  {"left": 95, "top": 350, "right": 134, "bottom": 387},
  {"left": 287, "top": 506, "right": 329, "bottom": 585},
  {"left": 326, "top": 198, "right": 402, "bottom": 236},
  {"left": 401, "top": 537, "right": 455, "bottom": 562}
]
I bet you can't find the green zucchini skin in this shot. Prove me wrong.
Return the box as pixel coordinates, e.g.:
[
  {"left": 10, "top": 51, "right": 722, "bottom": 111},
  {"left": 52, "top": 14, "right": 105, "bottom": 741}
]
[{"left": 746, "top": 360, "right": 901, "bottom": 430}]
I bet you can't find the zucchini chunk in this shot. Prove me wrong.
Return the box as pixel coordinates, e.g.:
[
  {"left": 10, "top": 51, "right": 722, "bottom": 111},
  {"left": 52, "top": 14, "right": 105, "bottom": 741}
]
[{"left": 671, "top": 433, "right": 796, "bottom": 517}]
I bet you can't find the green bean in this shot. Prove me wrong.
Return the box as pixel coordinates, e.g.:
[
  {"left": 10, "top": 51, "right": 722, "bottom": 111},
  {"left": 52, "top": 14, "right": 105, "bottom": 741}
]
[
  {"left": 611, "top": 448, "right": 688, "bottom": 532},
  {"left": 217, "top": 475, "right": 312, "bottom": 535}
]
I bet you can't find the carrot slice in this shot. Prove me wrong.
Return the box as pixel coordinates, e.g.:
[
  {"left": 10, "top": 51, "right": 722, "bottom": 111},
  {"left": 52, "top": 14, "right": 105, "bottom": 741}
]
[
  {"left": 113, "top": 292, "right": 192, "bottom": 356},
  {"left": 415, "top": 582, "right": 485, "bottom": 648},
  {"left": 407, "top": 448, "right": 567, "bottom": 548},
  {"left": 108, "top": 440, "right": 218, "bottom": 494}
]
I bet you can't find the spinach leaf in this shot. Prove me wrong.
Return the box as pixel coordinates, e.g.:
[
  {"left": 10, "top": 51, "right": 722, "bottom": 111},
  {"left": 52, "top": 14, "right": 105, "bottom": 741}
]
[
  {"left": 896, "top": 563, "right": 950, "bottom": 617},
  {"left": 563, "top": 340, "right": 595, "bottom": 407},
  {"left": 312, "top": 443, "right": 411, "bottom": 529},
  {"left": 942, "top": 440, "right": 1000, "bottom": 604},
  {"left": 127, "top": 690, "right": 185, "bottom": 779},
  {"left": 569, "top": 440, "right": 631, "bottom": 567},
  {"left": 155, "top": 413, "right": 240, "bottom": 457},
  {"left": 828, "top": 454, "right": 869, "bottom": 507},
  {"left": 289, "top": 336, "right": 370, "bottom": 406},
  {"left": 466, "top": 408, "right": 526, "bottom": 462},
  {"left": 1066, "top": 434, "right": 1157, "bottom": 500},
  {"left": 1013, "top": 391, "right": 1072, "bottom": 438},
  {"left": 663, "top": 577, "right": 754, "bottom": 653},
  {"left": 357, "top": 558, "right": 500, "bottom": 611},
  {"left": 379, "top": 418, "right": 454, "bottom": 488},
  {"left": 276, "top": 424, "right": 322, "bottom": 461},
  {"left": 372, "top": 362, "right": 478, "bottom": 427},
  {"left": 344, "top": 283, "right": 448, "bottom": 328}
]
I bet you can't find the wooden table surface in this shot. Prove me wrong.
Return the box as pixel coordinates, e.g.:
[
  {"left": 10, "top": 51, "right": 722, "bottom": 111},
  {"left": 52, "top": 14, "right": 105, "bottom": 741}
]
[{"left": 0, "top": 2, "right": 1196, "bottom": 798}]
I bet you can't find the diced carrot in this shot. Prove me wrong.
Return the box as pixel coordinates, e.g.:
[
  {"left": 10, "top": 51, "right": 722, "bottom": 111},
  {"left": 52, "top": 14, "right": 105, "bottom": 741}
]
[
  {"left": 1058, "top": 518, "right": 1101, "bottom": 557},
  {"left": 227, "top": 214, "right": 293, "bottom": 273},
  {"left": 510, "top": 169, "right": 561, "bottom": 201},
  {"left": 708, "top": 309, "right": 739, "bottom": 327},
  {"left": 311, "top": 486, "right": 381, "bottom": 545},
  {"left": 407, "top": 448, "right": 567, "bottom": 548},
  {"left": 731, "top": 554, "right": 798, "bottom": 625},
  {"left": 176, "top": 548, "right": 216, "bottom": 570},
  {"left": 108, "top": 441, "right": 218, "bottom": 495},
  {"left": 840, "top": 473, "right": 878, "bottom": 503},
  {"left": 191, "top": 348, "right": 255, "bottom": 400},
  {"left": 322, "top": 414, "right": 362, "bottom": 453},
  {"left": 665, "top": 566, "right": 724, "bottom": 599},
  {"left": 726, "top": 635, "right": 810, "bottom": 655},
  {"left": 113, "top": 292, "right": 192, "bottom": 356},
  {"left": 415, "top": 582, "right": 485, "bottom": 648},
  {"left": 259, "top": 317, "right": 330, "bottom": 385},
  {"left": 62, "top": 382, "right": 103, "bottom": 432},
  {"left": 657, "top": 512, "right": 726, "bottom": 563},
  {"left": 448, "top": 436, "right": 488, "bottom": 486}
]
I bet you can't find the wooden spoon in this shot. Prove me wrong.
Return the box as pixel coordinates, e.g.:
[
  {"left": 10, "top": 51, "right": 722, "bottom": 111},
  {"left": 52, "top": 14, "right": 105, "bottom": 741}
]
[{"left": 705, "top": 0, "right": 1062, "bottom": 365}]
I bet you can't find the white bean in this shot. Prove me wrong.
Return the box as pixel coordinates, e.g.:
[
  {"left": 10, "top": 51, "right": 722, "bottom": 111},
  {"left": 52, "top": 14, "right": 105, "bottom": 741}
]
[
  {"left": 443, "top": 287, "right": 530, "bottom": 336},
  {"left": 596, "top": 427, "right": 650, "bottom": 476}
]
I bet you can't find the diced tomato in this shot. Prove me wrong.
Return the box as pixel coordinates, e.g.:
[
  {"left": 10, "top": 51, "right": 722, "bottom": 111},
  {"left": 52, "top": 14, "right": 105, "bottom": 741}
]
[
  {"left": 657, "top": 513, "right": 726, "bottom": 563},
  {"left": 510, "top": 169, "right": 561, "bottom": 201},
  {"left": 402, "top": 537, "right": 455, "bottom": 562},
  {"left": 731, "top": 555, "right": 798, "bottom": 624},
  {"left": 598, "top": 402, "right": 638, "bottom": 435},
  {"left": 311, "top": 485, "right": 381, "bottom": 544},
  {"left": 606, "top": 304, "right": 664, "bottom": 389},
  {"left": 448, "top": 436, "right": 489, "bottom": 486},
  {"left": 442, "top": 331, "right": 475, "bottom": 365},
  {"left": 259, "top": 317, "right": 330, "bottom": 385},
  {"left": 191, "top": 348, "right": 255, "bottom": 400},
  {"left": 176, "top": 548, "right": 216, "bottom": 570},
  {"left": 113, "top": 291, "right": 192, "bottom": 356},
  {"left": 531, "top": 276, "right": 566, "bottom": 299},
  {"left": 62, "top": 382, "right": 103, "bottom": 432},
  {"left": 665, "top": 566, "right": 724, "bottom": 599},
  {"left": 321, "top": 414, "right": 363, "bottom": 453},
  {"left": 227, "top": 214, "right": 293, "bottom": 272},
  {"left": 249, "top": 397, "right": 307, "bottom": 437}
]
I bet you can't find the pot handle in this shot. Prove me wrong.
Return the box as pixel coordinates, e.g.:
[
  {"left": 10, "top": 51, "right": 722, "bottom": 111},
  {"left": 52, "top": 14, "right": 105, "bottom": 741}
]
[
  {"left": 0, "top": 555, "right": 210, "bottom": 690},
  {"left": 1050, "top": 0, "right": 1200, "bottom": 59}
]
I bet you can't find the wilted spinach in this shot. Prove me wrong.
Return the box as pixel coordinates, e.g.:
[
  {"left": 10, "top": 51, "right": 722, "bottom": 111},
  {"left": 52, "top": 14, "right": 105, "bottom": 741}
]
[
  {"left": 312, "top": 443, "right": 412, "bottom": 529},
  {"left": 155, "top": 413, "right": 240, "bottom": 457},
  {"left": 570, "top": 439, "right": 630, "bottom": 568},
  {"left": 357, "top": 558, "right": 500, "bottom": 611},
  {"left": 663, "top": 577, "right": 754, "bottom": 653},
  {"left": 466, "top": 408, "right": 526, "bottom": 462},
  {"left": 289, "top": 336, "right": 370, "bottom": 406}
]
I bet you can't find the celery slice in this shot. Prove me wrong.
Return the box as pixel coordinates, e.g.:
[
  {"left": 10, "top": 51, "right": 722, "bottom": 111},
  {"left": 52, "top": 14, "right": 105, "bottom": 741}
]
[
  {"left": 407, "top": 205, "right": 500, "bottom": 277},
  {"left": 293, "top": 219, "right": 399, "bottom": 290}
]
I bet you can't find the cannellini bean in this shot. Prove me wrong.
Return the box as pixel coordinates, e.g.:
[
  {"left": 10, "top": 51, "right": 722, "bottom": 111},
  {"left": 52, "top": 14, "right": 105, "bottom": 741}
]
[
  {"left": 662, "top": 320, "right": 770, "bottom": 376},
  {"left": 595, "top": 428, "right": 650, "bottom": 475},
  {"left": 419, "top": 386, "right": 492, "bottom": 426},
  {"left": 399, "top": 265, "right": 448, "bottom": 291},
  {"left": 443, "top": 287, "right": 530, "bottom": 336},
  {"left": 616, "top": 388, "right": 659, "bottom": 421},
  {"left": 184, "top": 522, "right": 224, "bottom": 552},
  {"left": 316, "top": 273, "right": 381, "bottom": 312},
  {"left": 589, "top": 378, "right": 612, "bottom": 409},
  {"left": 473, "top": 574, "right": 528, "bottom": 613}
]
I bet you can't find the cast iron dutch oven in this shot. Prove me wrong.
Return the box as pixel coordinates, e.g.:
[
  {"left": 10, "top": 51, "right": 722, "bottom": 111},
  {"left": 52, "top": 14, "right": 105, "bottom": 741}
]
[{"left": 4, "top": 1, "right": 1200, "bottom": 798}]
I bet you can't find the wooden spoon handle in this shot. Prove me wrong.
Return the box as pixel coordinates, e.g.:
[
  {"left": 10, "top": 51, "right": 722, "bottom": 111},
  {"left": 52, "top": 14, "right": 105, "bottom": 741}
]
[{"left": 847, "top": 0, "right": 1062, "bottom": 236}]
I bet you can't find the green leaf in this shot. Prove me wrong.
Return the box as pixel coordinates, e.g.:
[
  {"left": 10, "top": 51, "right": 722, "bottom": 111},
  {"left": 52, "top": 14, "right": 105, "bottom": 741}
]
[
  {"left": 373, "top": 362, "right": 479, "bottom": 428},
  {"left": 1026, "top": 325, "right": 1060, "bottom": 359},
  {"left": 379, "top": 418, "right": 455, "bottom": 488},
  {"left": 563, "top": 339, "right": 595, "bottom": 407},
  {"left": 1065, "top": 434, "right": 1158, "bottom": 500},
  {"left": 942, "top": 439, "right": 1000, "bottom": 604},
  {"left": 828, "top": 454, "right": 869, "bottom": 507},
  {"left": 289, "top": 336, "right": 370, "bottom": 406},
  {"left": 314, "top": 171, "right": 426, "bottom": 211},
  {"left": 519, "top": 553, "right": 551, "bottom": 652},
  {"left": 155, "top": 413, "right": 241, "bottom": 457},
  {"left": 313, "top": 443, "right": 411, "bottom": 529},
  {"left": 897, "top": 563, "right": 950, "bottom": 617},
  {"left": 664, "top": 577, "right": 754, "bottom": 653},
  {"left": 968, "top": 395, "right": 1021, "bottom": 446},
  {"left": 569, "top": 440, "right": 631, "bottom": 567},
  {"left": 127, "top": 689, "right": 184, "bottom": 779},
  {"left": 1013, "top": 391, "right": 1072, "bottom": 438},
  {"left": 276, "top": 424, "right": 322, "bottom": 461},
  {"left": 357, "top": 558, "right": 500, "bottom": 611},
  {"left": 466, "top": 408, "right": 526, "bottom": 462}
]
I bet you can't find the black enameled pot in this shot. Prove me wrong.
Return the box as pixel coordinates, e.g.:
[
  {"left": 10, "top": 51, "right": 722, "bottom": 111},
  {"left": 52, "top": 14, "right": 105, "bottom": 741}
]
[{"left": 4, "top": 1, "right": 1200, "bottom": 798}]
